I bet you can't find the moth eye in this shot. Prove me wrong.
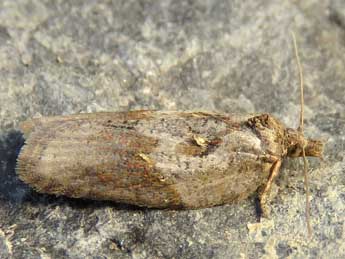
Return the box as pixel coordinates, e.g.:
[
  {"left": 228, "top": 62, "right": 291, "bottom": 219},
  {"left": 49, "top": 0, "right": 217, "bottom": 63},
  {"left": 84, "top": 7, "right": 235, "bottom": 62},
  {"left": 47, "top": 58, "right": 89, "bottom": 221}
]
[{"left": 287, "top": 144, "right": 302, "bottom": 157}]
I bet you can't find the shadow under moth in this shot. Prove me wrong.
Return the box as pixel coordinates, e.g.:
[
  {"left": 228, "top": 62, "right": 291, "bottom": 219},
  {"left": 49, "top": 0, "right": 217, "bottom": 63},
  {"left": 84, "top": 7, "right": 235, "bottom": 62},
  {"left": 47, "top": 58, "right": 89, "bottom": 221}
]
[{"left": 16, "top": 33, "right": 323, "bottom": 236}]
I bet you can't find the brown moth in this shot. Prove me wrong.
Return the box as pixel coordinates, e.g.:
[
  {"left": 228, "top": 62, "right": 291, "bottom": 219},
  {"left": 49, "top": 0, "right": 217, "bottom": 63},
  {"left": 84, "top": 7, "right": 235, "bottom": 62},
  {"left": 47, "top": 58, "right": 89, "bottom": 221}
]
[
  {"left": 16, "top": 34, "right": 323, "bottom": 234},
  {"left": 17, "top": 111, "right": 322, "bottom": 211}
]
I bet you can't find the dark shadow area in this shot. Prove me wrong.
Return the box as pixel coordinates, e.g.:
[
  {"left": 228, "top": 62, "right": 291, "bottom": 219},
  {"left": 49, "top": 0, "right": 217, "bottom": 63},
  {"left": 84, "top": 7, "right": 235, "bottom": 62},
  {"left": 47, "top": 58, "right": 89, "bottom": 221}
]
[
  {"left": 14, "top": 192, "right": 150, "bottom": 212},
  {"left": 0, "top": 130, "right": 29, "bottom": 203},
  {"left": 41, "top": 196, "right": 150, "bottom": 212},
  {"left": 254, "top": 196, "right": 263, "bottom": 222}
]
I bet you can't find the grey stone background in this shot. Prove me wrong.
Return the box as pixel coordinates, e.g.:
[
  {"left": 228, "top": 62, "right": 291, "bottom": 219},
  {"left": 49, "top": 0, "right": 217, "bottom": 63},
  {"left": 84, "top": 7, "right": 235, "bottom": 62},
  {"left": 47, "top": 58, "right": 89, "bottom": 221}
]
[{"left": 0, "top": 0, "right": 344, "bottom": 258}]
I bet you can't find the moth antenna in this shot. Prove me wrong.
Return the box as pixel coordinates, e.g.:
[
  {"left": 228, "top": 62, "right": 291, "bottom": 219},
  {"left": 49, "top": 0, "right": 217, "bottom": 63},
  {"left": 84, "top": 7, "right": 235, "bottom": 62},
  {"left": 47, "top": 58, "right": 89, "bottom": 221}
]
[{"left": 291, "top": 31, "right": 312, "bottom": 238}]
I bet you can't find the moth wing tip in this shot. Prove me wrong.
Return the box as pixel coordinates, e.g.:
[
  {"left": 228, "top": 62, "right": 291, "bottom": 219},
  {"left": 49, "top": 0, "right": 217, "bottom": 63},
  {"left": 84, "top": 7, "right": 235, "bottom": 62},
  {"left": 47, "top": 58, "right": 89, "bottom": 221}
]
[{"left": 18, "top": 119, "right": 36, "bottom": 138}]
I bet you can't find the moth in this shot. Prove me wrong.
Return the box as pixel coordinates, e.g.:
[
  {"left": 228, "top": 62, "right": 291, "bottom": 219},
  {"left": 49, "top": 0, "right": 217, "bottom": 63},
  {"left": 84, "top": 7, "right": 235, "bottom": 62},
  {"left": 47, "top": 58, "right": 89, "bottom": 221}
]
[
  {"left": 17, "top": 111, "right": 322, "bottom": 209},
  {"left": 16, "top": 34, "right": 323, "bottom": 234}
]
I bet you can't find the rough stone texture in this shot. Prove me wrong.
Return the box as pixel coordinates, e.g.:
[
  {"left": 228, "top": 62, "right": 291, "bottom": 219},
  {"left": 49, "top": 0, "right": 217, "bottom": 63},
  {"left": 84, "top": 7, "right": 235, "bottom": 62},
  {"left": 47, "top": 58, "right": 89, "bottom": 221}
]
[{"left": 0, "top": 0, "right": 344, "bottom": 258}]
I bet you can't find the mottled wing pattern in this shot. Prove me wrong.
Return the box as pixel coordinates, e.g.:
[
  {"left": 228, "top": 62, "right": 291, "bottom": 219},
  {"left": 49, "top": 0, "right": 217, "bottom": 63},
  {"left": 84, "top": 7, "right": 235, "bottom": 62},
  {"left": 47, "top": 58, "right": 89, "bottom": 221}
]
[{"left": 17, "top": 111, "right": 281, "bottom": 208}]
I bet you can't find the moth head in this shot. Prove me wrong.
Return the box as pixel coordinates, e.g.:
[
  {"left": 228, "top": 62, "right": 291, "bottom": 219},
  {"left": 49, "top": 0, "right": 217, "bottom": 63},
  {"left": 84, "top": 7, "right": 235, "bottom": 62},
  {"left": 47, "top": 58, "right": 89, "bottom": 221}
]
[{"left": 285, "top": 128, "right": 323, "bottom": 158}]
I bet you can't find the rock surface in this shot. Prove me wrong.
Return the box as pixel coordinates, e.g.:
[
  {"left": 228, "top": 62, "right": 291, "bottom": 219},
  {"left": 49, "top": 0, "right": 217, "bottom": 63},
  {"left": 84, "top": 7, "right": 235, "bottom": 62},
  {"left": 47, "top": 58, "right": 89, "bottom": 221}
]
[{"left": 0, "top": 1, "right": 344, "bottom": 258}]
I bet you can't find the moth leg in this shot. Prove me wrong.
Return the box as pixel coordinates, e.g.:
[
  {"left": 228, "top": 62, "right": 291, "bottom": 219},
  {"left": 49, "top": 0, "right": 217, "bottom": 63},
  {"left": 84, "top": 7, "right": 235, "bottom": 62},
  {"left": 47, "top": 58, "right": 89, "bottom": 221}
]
[{"left": 259, "top": 159, "right": 282, "bottom": 217}]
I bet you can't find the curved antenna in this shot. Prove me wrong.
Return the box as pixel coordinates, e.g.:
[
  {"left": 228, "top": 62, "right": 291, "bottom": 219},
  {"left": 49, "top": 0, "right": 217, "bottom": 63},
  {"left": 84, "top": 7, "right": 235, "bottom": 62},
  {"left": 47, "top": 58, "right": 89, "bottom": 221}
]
[
  {"left": 291, "top": 32, "right": 305, "bottom": 131},
  {"left": 290, "top": 31, "right": 312, "bottom": 238}
]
